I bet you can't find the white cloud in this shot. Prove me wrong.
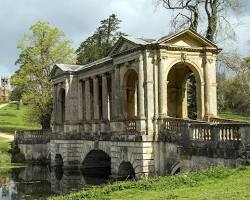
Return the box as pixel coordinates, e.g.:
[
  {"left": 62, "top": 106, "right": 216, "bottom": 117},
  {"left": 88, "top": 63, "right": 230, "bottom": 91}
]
[{"left": 0, "top": 0, "right": 249, "bottom": 76}]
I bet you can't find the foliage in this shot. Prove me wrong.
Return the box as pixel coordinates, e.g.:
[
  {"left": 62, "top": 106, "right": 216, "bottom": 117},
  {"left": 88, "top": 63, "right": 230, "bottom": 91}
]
[
  {"left": 11, "top": 21, "right": 76, "bottom": 129},
  {"left": 156, "top": 0, "right": 240, "bottom": 43},
  {"left": 8, "top": 140, "right": 25, "bottom": 163},
  {"left": 48, "top": 167, "right": 250, "bottom": 200},
  {"left": 187, "top": 74, "right": 197, "bottom": 119},
  {"left": 217, "top": 56, "right": 250, "bottom": 115},
  {"left": 76, "top": 14, "right": 125, "bottom": 65},
  {"left": 0, "top": 103, "right": 41, "bottom": 133}
]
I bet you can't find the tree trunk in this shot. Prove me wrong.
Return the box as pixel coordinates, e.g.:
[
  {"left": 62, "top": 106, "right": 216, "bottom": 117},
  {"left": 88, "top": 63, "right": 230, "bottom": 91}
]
[{"left": 205, "top": 0, "right": 218, "bottom": 42}]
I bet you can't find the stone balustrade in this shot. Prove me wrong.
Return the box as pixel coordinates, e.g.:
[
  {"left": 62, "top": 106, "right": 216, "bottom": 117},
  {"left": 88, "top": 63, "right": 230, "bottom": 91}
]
[
  {"left": 16, "top": 118, "right": 250, "bottom": 146},
  {"left": 160, "top": 117, "right": 250, "bottom": 145},
  {"left": 15, "top": 130, "right": 51, "bottom": 144}
]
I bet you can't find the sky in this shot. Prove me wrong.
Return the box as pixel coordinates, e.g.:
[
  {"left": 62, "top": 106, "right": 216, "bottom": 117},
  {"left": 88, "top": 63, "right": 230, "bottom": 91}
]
[{"left": 0, "top": 0, "right": 249, "bottom": 77}]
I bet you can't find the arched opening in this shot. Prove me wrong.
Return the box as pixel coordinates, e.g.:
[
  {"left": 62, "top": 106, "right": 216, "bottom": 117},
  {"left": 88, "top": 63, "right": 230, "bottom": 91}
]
[
  {"left": 81, "top": 150, "right": 111, "bottom": 177},
  {"left": 59, "top": 88, "right": 65, "bottom": 123},
  {"left": 167, "top": 63, "right": 200, "bottom": 119},
  {"left": 118, "top": 162, "right": 135, "bottom": 179},
  {"left": 123, "top": 69, "right": 138, "bottom": 119},
  {"left": 55, "top": 154, "right": 63, "bottom": 166}
]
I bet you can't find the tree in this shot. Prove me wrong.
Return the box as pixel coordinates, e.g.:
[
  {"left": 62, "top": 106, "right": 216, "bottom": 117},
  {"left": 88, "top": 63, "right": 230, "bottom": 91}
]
[
  {"left": 76, "top": 14, "right": 125, "bottom": 65},
  {"left": 156, "top": 0, "right": 201, "bottom": 31},
  {"left": 217, "top": 56, "right": 250, "bottom": 115},
  {"left": 156, "top": 0, "right": 240, "bottom": 42},
  {"left": 11, "top": 21, "right": 76, "bottom": 130}
]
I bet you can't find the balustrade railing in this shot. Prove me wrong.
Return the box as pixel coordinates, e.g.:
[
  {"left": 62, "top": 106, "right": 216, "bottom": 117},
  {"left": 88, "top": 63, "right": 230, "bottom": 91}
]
[
  {"left": 189, "top": 123, "right": 212, "bottom": 141},
  {"left": 15, "top": 130, "right": 51, "bottom": 144},
  {"left": 160, "top": 117, "right": 249, "bottom": 143}
]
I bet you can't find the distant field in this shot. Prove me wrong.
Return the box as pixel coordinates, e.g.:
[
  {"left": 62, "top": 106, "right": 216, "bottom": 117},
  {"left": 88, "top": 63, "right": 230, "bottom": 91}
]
[
  {"left": 219, "top": 112, "right": 250, "bottom": 122},
  {"left": 0, "top": 103, "right": 41, "bottom": 133}
]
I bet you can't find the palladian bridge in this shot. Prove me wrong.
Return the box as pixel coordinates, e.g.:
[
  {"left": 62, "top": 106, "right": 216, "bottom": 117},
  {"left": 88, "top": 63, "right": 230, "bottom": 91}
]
[{"left": 16, "top": 29, "right": 250, "bottom": 178}]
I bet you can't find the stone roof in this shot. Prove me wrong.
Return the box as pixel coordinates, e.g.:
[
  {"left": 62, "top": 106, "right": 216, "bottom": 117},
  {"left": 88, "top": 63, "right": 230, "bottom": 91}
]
[
  {"left": 52, "top": 28, "right": 219, "bottom": 75},
  {"left": 77, "top": 57, "right": 112, "bottom": 71},
  {"left": 122, "top": 36, "right": 156, "bottom": 45},
  {"left": 55, "top": 64, "right": 81, "bottom": 72}
]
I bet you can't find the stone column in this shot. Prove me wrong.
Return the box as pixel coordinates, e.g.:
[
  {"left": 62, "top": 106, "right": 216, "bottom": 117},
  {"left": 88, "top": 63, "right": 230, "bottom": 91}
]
[
  {"left": 145, "top": 50, "right": 155, "bottom": 135},
  {"left": 111, "top": 71, "right": 116, "bottom": 119},
  {"left": 204, "top": 53, "right": 217, "bottom": 118},
  {"left": 136, "top": 54, "right": 146, "bottom": 133},
  {"left": 158, "top": 56, "right": 167, "bottom": 117},
  {"left": 102, "top": 74, "right": 109, "bottom": 120},
  {"left": 85, "top": 79, "right": 91, "bottom": 121},
  {"left": 138, "top": 54, "right": 145, "bottom": 118},
  {"left": 64, "top": 76, "right": 70, "bottom": 123},
  {"left": 78, "top": 80, "right": 83, "bottom": 121},
  {"left": 54, "top": 84, "right": 58, "bottom": 124},
  {"left": 93, "top": 76, "right": 100, "bottom": 120},
  {"left": 112, "top": 66, "right": 120, "bottom": 118}
]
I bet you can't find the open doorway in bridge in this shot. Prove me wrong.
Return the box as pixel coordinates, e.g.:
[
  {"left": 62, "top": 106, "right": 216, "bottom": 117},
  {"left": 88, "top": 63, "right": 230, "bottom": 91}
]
[{"left": 81, "top": 150, "right": 111, "bottom": 177}]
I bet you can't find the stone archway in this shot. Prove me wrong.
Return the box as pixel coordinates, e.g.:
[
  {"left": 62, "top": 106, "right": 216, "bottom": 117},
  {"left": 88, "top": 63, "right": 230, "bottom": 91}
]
[
  {"left": 123, "top": 69, "right": 138, "bottom": 119},
  {"left": 55, "top": 154, "right": 63, "bottom": 166},
  {"left": 118, "top": 161, "right": 135, "bottom": 179},
  {"left": 81, "top": 150, "right": 111, "bottom": 177},
  {"left": 167, "top": 62, "right": 202, "bottom": 119}
]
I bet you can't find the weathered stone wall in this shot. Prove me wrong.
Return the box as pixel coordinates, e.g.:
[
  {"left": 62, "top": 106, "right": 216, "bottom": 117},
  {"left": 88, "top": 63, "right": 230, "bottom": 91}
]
[
  {"left": 50, "top": 140, "right": 155, "bottom": 177},
  {"left": 180, "top": 155, "right": 238, "bottom": 172},
  {"left": 19, "top": 143, "right": 50, "bottom": 162}
]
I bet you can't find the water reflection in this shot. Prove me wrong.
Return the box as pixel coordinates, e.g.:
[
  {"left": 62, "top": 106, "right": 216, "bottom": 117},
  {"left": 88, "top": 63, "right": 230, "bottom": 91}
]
[{"left": 0, "top": 165, "right": 109, "bottom": 200}]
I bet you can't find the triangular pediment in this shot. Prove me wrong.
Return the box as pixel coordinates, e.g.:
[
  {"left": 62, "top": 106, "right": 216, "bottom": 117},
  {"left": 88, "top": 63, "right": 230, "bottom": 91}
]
[
  {"left": 50, "top": 65, "right": 66, "bottom": 78},
  {"left": 159, "top": 29, "right": 218, "bottom": 49},
  {"left": 109, "top": 36, "right": 148, "bottom": 56},
  {"left": 118, "top": 41, "right": 137, "bottom": 53}
]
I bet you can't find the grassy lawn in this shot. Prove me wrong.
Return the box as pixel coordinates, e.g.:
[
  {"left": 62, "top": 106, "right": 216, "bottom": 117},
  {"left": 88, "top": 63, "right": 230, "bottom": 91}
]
[
  {"left": 0, "top": 137, "right": 11, "bottom": 164},
  {"left": 49, "top": 167, "right": 250, "bottom": 200},
  {"left": 219, "top": 112, "right": 250, "bottom": 122},
  {"left": 0, "top": 103, "right": 41, "bottom": 133}
]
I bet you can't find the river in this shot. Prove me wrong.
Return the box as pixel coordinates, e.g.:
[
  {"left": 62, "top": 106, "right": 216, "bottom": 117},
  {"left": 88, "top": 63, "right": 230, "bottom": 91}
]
[{"left": 0, "top": 165, "right": 110, "bottom": 200}]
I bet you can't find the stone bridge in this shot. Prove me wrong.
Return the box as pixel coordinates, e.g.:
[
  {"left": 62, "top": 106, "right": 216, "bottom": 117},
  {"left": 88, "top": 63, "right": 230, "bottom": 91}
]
[
  {"left": 15, "top": 29, "right": 250, "bottom": 178},
  {"left": 16, "top": 117, "right": 250, "bottom": 178}
]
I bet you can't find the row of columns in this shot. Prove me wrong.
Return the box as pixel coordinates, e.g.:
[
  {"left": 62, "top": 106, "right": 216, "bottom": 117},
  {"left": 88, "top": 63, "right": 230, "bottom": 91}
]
[{"left": 79, "top": 73, "right": 112, "bottom": 122}]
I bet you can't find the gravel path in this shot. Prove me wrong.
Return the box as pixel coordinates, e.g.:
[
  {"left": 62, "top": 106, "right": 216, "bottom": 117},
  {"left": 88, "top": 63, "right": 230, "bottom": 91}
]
[
  {"left": 0, "top": 132, "right": 14, "bottom": 140},
  {"left": 0, "top": 103, "right": 9, "bottom": 109}
]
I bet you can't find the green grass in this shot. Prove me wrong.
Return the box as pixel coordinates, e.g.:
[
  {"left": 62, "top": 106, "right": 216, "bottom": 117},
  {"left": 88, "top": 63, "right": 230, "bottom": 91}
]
[
  {"left": 219, "top": 112, "right": 250, "bottom": 122},
  {"left": 0, "top": 137, "right": 11, "bottom": 163},
  {"left": 0, "top": 103, "right": 41, "bottom": 133},
  {"left": 48, "top": 167, "right": 250, "bottom": 200}
]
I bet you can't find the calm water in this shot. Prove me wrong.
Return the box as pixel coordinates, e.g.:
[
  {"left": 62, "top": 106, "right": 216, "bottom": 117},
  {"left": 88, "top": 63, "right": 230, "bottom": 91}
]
[{"left": 0, "top": 165, "right": 109, "bottom": 200}]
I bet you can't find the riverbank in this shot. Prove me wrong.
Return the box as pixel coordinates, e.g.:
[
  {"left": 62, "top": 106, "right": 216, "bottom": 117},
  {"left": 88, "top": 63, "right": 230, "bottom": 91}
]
[{"left": 48, "top": 166, "right": 250, "bottom": 200}]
